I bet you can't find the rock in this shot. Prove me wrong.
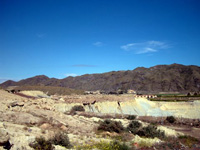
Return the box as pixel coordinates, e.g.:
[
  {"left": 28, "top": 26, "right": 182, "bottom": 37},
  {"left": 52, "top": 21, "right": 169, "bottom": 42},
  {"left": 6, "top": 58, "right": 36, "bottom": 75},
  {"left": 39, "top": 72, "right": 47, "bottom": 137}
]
[
  {"left": 8, "top": 101, "right": 24, "bottom": 108},
  {"left": 40, "top": 123, "right": 52, "bottom": 130},
  {"left": 54, "top": 145, "right": 68, "bottom": 150},
  {"left": 60, "top": 125, "right": 68, "bottom": 131},
  {"left": 101, "top": 131, "right": 118, "bottom": 138},
  {"left": 0, "top": 129, "right": 9, "bottom": 145}
]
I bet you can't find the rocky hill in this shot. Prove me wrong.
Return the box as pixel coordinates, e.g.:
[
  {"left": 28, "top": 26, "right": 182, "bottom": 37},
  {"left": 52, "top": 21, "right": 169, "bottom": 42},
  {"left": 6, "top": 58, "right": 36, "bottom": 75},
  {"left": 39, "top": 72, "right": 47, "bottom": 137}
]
[{"left": 1, "top": 64, "right": 200, "bottom": 93}]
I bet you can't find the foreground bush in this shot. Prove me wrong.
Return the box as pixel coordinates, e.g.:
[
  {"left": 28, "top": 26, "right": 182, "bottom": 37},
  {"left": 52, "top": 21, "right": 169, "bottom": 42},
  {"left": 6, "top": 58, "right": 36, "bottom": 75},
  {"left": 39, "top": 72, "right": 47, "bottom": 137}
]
[
  {"left": 50, "top": 132, "right": 71, "bottom": 148},
  {"left": 166, "top": 116, "right": 176, "bottom": 123},
  {"left": 30, "top": 133, "right": 71, "bottom": 150},
  {"left": 126, "top": 115, "right": 136, "bottom": 120},
  {"left": 98, "top": 119, "right": 124, "bottom": 133},
  {"left": 71, "top": 105, "right": 85, "bottom": 112},
  {"left": 29, "top": 137, "right": 54, "bottom": 150},
  {"left": 137, "top": 124, "right": 165, "bottom": 139},
  {"left": 126, "top": 121, "right": 142, "bottom": 134}
]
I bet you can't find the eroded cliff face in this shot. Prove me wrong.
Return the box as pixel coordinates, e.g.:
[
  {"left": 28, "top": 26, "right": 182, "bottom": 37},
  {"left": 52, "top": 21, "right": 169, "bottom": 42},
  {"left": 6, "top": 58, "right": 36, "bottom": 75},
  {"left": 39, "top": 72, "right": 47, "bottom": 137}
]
[{"left": 55, "top": 98, "right": 200, "bottom": 119}]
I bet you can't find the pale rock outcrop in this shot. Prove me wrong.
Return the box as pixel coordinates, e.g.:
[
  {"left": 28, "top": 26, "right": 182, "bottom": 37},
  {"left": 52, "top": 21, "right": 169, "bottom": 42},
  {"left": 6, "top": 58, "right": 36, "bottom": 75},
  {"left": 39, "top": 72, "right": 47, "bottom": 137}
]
[{"left": 0, "top": 129, "right": 9, "bottom": 145}]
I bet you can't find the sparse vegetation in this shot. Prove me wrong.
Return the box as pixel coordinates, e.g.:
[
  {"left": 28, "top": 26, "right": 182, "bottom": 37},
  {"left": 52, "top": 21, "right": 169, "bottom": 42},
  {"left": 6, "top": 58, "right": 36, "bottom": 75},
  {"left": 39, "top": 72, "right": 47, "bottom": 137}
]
[
  {"left": 76, "top": 140, "right": 132, "bottom": 150},
  {"left": 30, "top": 132, "right": 71, "bottom": 150},
  {"left": 97, "top": 119, "right": 124, "bottom": 133},
  {"left": 136, "top": 124, "right": 165, "bottom": 139},
  {"left": 178, "top": 135, "right": 199, "bottom": 148},
  {"left": 166, "top": 116, "right": 176, "bottom": 123},
  {"left": 112, "top": 133, "right": 134, "bottom": 142},
  {"left": 136, "top": 139, "right": 154, "bottom": 148},
  {"left": 50, "top": 132, "right": 71, "bottom": 148},
  {"left": 126, "top": 115, "right": 136, "bottom": 120},
  {"left": 126, "top": 121, "right": 142, "bottom": 134},
  {"left": 69, "top": 105, "right": 85, "bottom": 115},
  {"left": 29, "top": 137, "right": 54, "bottom": 150},
  {"left": 71, "top": 105, "right": 85, "bottom": 112},
  {"left": 153, "top": 135, "right": 200, "bottom": 149},
  {"left": 151, "top": 93, "right": 200, "bottom": 101}
]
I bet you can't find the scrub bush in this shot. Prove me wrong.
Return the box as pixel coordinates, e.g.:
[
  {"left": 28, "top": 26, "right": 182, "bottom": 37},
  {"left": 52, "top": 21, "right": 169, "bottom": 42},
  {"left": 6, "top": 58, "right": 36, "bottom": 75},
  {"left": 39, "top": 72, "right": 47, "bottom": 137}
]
[{"left": 98, "top": 119, "right": 124, "bottom": 133}]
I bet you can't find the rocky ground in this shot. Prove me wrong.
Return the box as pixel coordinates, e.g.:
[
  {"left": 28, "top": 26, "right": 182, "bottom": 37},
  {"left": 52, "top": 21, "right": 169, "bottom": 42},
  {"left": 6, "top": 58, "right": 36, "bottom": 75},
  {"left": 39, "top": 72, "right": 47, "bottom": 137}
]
[{"left": 0, "top": 90, "right": 200, "bottom": 150}]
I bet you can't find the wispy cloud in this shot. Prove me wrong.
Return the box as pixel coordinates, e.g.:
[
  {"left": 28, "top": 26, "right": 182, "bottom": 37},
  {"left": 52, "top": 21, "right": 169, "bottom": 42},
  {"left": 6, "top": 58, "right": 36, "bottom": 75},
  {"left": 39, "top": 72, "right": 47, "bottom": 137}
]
[
  {"left": 72, "top": 64, "right": 97, "bottom": 67},
  {"left": 36, "top": 33, "right": 46, "bottom": 38},
  {"left": 93, "top": 41, "right": 103, "bottom": 47},
  {"left": 64, "top": 73, "right": 78, "bottom": 77},
  {"left": 121, "top": 41, "right": 169, "bottom": 54}
]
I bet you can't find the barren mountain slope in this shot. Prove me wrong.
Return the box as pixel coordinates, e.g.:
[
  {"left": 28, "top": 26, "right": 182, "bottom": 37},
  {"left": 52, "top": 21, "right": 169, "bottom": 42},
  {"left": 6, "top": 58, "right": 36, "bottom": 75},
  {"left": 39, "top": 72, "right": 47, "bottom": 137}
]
[{"left": 1, "top": 64, "right": 200, "bottom": 92}]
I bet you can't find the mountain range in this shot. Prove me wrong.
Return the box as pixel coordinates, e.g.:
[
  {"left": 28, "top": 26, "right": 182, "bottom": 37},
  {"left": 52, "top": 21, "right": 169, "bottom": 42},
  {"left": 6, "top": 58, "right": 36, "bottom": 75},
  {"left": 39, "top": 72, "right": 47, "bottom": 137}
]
[{"left": 1, "top": 64, "right": 200, "bottom": 93}]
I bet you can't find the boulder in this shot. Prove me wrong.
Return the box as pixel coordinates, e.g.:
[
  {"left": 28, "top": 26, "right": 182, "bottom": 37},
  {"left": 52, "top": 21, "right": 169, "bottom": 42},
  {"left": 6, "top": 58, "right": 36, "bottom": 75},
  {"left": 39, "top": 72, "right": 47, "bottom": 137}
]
[
  {"left": 40, "top": 123, "right": 52, "bottom": 130},
  {"left": 0, "top": 129, "right": 9, "bottom": 146}
]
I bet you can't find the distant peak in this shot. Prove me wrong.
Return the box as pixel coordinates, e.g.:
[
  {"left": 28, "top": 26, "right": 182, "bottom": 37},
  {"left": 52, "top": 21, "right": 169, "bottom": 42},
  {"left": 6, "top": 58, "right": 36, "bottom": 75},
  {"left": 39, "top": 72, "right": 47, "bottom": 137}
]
[
  {"left": 33, "top": 75, "right": 49, "bottom": 78},
  {"left": 170, "top": 63, "right": 183, "bottom": 66},
  {"left": 3, "top": 80, "right": 16, "bottom": 83}
]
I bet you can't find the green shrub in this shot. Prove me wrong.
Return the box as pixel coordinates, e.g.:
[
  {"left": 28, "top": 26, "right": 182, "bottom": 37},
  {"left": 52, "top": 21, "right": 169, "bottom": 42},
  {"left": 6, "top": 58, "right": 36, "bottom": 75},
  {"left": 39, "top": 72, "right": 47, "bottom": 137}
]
[
  {"left": 126, "top": 121, "right": 142, "bottom": 134},
  {"left": 71, "top": 105, "right": 85, "bottom": 112},
  {"left": 97, "top": 119, "right": 124, "bottom": 133},
  {"left": 137, "top": 124, "right": 165, "bottom": 139},
  {"left": 50, "top": 132, "right": 71, "bottom": 148},
  {"left": 126, "top": 115, "right": 136, "bottom": 120},
  {"left": 30, "top": 133, "right": 72, "bottom": 150},
  {"left": 110, "top": 141, "right": 131, "bottom": 150},
  {"left": 166, "top": 116, "right": 176, "bottom": 123},
  {"left": 29, "top": 137, "right": 54, "bottom": 150}
]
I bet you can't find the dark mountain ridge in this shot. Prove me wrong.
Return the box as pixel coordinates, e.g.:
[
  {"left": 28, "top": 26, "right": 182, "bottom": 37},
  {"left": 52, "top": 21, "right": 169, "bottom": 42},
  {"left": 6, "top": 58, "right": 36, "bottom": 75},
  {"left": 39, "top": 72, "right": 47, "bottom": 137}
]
[{"left": 1, "top": 64, "right": 200, "bottom": 93}]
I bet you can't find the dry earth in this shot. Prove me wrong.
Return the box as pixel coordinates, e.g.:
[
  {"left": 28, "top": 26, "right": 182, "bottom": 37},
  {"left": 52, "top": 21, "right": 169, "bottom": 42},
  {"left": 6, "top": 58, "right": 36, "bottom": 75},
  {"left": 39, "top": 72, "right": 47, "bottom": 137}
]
[{"left": 0, "top": 90, "right": 200, "bottom": 150}]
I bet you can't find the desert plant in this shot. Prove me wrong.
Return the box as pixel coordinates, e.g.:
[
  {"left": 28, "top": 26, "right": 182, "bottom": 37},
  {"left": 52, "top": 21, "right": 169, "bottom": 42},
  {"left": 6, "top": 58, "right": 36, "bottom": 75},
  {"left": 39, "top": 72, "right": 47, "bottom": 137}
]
[
  {"left": 166, "top": 116, "right": 176, "bottom": 123},
  {"left": 97, "top": 119, "right": 124, "bottom": 133},
  {"left": 29, "top": 137, "right": 54, "bottom": 150},
  {"left": 110, "top": 140, "right": 131, "bottom": 150},
  {"left": 71, "top": 105, "right": 85, "bottom": 112},
  {"left": 126, "top": 115, "right": 136, "bottom": 120},
  {"left": 50, "top": 132, "right": 71, "bottom": 148},
  {"left": 137, "top": 124, "right": 165, "bottom": 139},
  {"left": 126, "top": 121, "right": 142, "bottom": 134}
]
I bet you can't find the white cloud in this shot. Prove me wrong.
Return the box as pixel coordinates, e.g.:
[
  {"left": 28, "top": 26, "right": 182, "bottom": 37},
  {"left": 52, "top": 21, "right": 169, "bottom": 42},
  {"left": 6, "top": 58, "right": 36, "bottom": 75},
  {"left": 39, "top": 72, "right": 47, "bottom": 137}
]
[
  {"left": 121, "top": 40, "right": 169, "bottom": 54},
  {"left": 64, "top": 73, "right": 78, "bottom": 77},
  {"left": 93, "top": 42, "right": 103, "bottom": 47},
  {"left": 121, "top": 43, "right": 136, "bottom": 51}
]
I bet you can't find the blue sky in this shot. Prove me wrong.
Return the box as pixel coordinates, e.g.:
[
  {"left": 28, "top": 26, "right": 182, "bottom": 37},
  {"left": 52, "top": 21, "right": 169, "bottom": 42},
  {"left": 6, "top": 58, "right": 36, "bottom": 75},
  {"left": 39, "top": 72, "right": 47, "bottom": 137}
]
[{"left": 0, "top": 0, "right": 200, "bottom": 83}]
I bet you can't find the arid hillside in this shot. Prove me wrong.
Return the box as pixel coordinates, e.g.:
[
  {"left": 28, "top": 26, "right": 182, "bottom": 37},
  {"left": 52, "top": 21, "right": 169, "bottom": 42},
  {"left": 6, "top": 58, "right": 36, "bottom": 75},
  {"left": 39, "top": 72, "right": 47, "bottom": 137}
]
[
  {"left": 0, "top": 90, "right": 200, "bottom": 149},
  {"left": 1, "top": 64, "right": 200, "bottom": 93}
]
